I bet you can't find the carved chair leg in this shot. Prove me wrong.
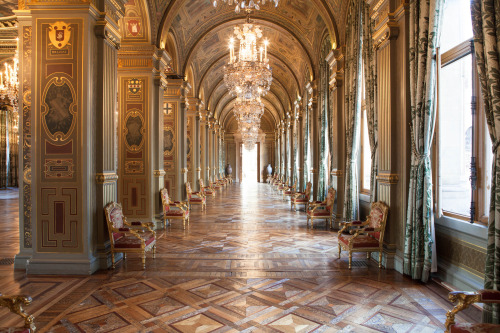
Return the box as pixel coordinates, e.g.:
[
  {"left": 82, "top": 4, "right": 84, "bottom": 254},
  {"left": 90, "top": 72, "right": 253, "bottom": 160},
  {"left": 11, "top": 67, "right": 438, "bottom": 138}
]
[
  {"left": 379, "top": 251, "right": 383, "bottom": 268},
  {"left": 152, "top": 245, "right": 156, "bottom": 259},
  {"left": 142, "top": 253, "right": 146, "bottom": 269},
  {"left": 367, "top": 252, "right": 371, "bottom": 259},
  {"left": 338, "top": 245, "right": 341, "bottom": 258},
  {"left": 111, "top": 252, "right": 115, "bottom": 269},
  {"left": 348, "top": 252, "right": 352, "bottom": 269}
]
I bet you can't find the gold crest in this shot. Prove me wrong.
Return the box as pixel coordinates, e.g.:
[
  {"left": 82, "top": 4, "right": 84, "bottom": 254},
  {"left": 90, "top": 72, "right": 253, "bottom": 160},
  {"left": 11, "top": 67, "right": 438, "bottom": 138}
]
[{"left": 48, "top": 22, "right": 71, "bottom": 49}]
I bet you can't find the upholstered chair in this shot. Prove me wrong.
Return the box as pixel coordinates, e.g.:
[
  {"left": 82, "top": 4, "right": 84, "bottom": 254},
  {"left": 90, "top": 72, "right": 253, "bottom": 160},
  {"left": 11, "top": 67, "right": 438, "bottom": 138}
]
[
  {"left": 277, "top": 177, "right": 289, "bottom": 195},
  {"left": 186, "top": 182, "right": 207, "bottom": 211},
  {"left": 199, "top": 178, "right": 216, "bottom": 197},
  {"left": 209, "top": 176, "right": 222, "bottom": 192},
  {"left": 0, "top": 294, "right": 36, "bottom": 332},
  {"left": 306, "top": 187, "right": 336, "bottom": 229},
  {"left": 291, "top": 182, "right": 312, "bottom": 211},
  {"left": 104, "top": 202, "right": 156, "bottom": 269},
  {"left": 283, "top": 181, "right": 297, "bottom": 201},
  {"left": 160, "top": 188, "right": 190, "bottom": 229},
  {"left": 445, "top": 290, "right": 500, "bottom": 332},
  {"left": 337, "top": 201, "right": 389, "bottom": 269}
]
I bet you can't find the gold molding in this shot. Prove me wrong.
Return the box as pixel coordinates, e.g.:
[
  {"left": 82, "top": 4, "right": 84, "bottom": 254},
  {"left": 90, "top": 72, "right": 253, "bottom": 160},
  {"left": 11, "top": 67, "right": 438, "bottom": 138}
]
[
  {"left": 153, "top": 170, "right": 166, "bottom": 177},
  {"left": 96, "top": 172, "right": 118, "bottom": 184},
  {"left": 376, "top": 172, "right": 399, "bottom": 184},
  {"left": 331, "top": 169, "right": 343, "bottom": 177}
]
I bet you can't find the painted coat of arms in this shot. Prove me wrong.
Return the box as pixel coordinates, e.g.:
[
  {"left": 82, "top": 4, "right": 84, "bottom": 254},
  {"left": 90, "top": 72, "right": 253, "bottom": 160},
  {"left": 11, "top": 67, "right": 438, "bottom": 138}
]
[
  {"left": 127, "top": 19, "right": 141, "bottom": 37},
  {"left": 128, "top": 78, "right": 141, "bottom": 94},
  {"left": 48, "top": 22, "right": 71, "bottom": 49}
]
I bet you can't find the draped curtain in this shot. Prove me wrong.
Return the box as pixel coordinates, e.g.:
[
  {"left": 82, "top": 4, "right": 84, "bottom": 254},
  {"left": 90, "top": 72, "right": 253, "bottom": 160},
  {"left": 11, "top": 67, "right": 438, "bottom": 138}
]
[
  {"left": 343, "top": 0, "right": 363, "bottom": 220},
  {"left": 471, "top": 0, "right": 500, "bottom": 323},
  {"left": 403, "top": 0, "right": 443, "bottom": 283},
  {"left": 318, "top": 37, "right": 331, "bottom": 201},
  {"left": 362, "top": 1, "right": 378, "bottom": 202}
]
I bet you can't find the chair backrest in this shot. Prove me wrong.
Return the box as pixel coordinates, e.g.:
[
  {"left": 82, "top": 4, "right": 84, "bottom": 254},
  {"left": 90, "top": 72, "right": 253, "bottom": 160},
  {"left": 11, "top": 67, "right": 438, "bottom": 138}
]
[
  {"left": 326, "top": 187, "right": 336, "bottom": 210},
  {"left": 104, "top": 202, "right": 125, "bottom": 243},
  {"left": 367, "top": 201, "right": 389, "bottom": 240},
  {"left": 305, "top": 182, "right": 312, "bottom": 197},
  {"left": 160, "top": 188, "right": 170, "bottom": 211},
  {"left": 185, "top": 182, "right": 192, "bottom": 197}
]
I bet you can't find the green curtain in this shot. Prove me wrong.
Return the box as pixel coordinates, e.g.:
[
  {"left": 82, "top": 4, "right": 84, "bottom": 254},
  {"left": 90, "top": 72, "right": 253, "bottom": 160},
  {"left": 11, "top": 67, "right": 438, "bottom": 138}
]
[
  {"left": 403, "top": 0, "right": 443, "bottom": 283},
  {"left": 343, "top": 0, "right": 363, "bottom": 220},
  {"left": 471, "top": 0, "right": 500, "bottom": 323},
  {"left": 362, "top": 0, "right": 378, "bottom": 202}
]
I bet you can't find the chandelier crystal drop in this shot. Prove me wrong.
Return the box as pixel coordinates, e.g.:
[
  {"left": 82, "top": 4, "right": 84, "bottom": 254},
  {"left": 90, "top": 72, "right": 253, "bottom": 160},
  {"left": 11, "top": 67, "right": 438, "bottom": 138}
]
[{"left": 213, "top": 0, "right": 279, "bottom": 13}]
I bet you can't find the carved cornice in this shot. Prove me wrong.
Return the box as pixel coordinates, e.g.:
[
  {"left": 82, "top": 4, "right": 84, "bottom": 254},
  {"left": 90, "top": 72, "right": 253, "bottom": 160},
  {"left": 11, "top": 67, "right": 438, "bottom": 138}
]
[
  {"left": 376, "top": 172, "right": 399, "bottom": 184},
  {"left": 96, "top": 172, "right": 118, "bottom": 184},
  {"left": 153, "top": 170, "right": 166, "bottom": 177},
  {"left": 95, "top": 21, "right": 121, "bottom": 49}
]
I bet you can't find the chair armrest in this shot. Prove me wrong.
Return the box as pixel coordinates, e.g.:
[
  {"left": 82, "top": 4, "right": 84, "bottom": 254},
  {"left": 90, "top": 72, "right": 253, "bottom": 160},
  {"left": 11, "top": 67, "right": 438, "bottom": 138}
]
[
  {"left": 0, "top": 294, "right": 36, "bottom": 331},
  {"left": 350, "top": 227, "right": 381, "bottom": 235},
  {"left": 172, "top": 201, "right": 188, "bottom": 210},
  {"left": 445, "top": 291, "right": 482, "bottom": 332},
  {"left": 125, "top": 221, "right": 155, "bottom": 232},
  {"left": 113, "top": 227, "right": 146, "bottom": 238},
  {"left": 309, "top": 203, "right": 326, "bottom": 212},
  {"left": 130, "top": 221, "right": 155, "bottom": 228}
]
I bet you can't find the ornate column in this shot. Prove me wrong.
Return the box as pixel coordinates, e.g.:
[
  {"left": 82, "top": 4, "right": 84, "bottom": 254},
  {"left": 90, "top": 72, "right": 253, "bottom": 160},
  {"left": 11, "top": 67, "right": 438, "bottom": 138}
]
[
  {"left": 208, "top": 117, "right": 215, "bottom": 182},
  {"left": 370, "top": 0, "right": 407, "bottom": 270},
  {"left": 203, "top": 114, "right": 210, "bottom": 183},
  {"left": 25, "top": 0, "right": 127, "bottom": 274},
  {"left": 194, "top": 102, "right": 203, "bottom": 191},
  {"left": 327, "top": 47, "right": 345, "bottom": 227},
  {"left": 275, "top": 128, "right": 280, "bottom": 174},
  {"left": 14, "top": 11, "right": 32, "bottom": 268},
  {"left": 296, "top": 100, "right": 305, "bottom": 190},
  {"left": 307, "top": 82, "right": 319, "bottom": 201}
]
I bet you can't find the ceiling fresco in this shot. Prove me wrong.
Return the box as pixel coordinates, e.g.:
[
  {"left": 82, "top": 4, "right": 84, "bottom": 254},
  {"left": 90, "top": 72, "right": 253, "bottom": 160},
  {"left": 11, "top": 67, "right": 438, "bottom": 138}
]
[{"left": 122, "top": 0, "right": 350, "bottom": 133}]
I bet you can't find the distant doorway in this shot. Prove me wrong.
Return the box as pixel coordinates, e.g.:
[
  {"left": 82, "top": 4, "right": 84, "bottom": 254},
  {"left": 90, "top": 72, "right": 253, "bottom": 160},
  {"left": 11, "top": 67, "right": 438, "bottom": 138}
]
[{"left": 241, "top": 143, "right": 259, "bottom": 183}]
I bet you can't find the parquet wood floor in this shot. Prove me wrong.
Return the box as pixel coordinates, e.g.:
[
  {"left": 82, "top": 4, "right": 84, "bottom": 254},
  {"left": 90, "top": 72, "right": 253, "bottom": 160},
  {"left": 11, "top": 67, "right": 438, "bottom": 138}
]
[{"left": 0, "top": 183, "right": 479, "bottom": 332}]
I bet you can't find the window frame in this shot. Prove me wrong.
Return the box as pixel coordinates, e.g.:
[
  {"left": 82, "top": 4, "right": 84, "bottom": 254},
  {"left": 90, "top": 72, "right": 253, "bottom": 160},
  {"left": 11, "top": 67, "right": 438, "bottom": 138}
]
[{"left": 435, "top": 39, "right": 487, "bottom": 225}]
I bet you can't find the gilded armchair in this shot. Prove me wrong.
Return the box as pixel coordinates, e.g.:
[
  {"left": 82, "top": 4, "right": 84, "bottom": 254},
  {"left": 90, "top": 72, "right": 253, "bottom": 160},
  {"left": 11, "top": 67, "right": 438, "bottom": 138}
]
[
  {"left": 283, "top": 181, "right": 296, "bottom": 201},
  {"left": 306, "top": 187, "right": 336, "bottom": 229},
  {"left": 0, "top": 294, "right": 36, "bottom": 332},
  {"left": 160, "top": 188, "right": 190, "bottom": 229},
  {"left": 104, "top": 202, "right": 156, "bottom": 269},
  {"left": 209, "top": 176, "right": 222, "bottom": 192},
  {"left": 199, "top": 178, "right": 216, "bottom": 197},
  {"left": 291, "top": 182, "right": 312, "bottom": 211},
  {"left": 186, "top": 181, "right": 207, "bottom": 211},
  {"left": 445, "top": 290, "right": 500, "bottom": 332},
  {"left": 337, "top": 201, "right": 389, "bottom": 269},
  {"left": 277, "top": 177, "right": 289, "bottom": 195}
]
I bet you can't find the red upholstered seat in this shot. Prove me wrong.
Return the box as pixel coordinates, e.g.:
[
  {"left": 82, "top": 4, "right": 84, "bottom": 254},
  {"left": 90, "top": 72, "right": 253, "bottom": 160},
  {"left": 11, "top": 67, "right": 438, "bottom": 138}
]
[
  {"left": 338, "top": 234, "right": 380, "bottom": 248},
  {"left": 190, "top": 197, "right": 204, "bottom": 202},
  {"left": 294, "top": 198, "right": 308, "bottom": 203},
  {"left": 0, "top": 329, "right": 31, "bottom": 333},
  {"left": 165, "top": 208, "right": 189, "bottom": 216},
  {"left": 114, "top": 232, "right": 155, "bottom": 249},
  {"left": 307, "top": 209, "right": 331, "bottom": 217},
  {"left": 450, "top": 323, "right": 500, "bottom": 333}
]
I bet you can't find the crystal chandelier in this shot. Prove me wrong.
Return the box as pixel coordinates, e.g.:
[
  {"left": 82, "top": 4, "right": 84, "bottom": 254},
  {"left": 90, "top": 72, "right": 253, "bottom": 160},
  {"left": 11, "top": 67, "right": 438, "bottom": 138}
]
[
  {"left": 233, "top": 98, "right": 263, "bottom": 149},
  {"left": 0, "top": 53, "right": 19, "bottom": 112},
  {"left": 224, "top": 18, "right": 272, "bottom": 100},
  {"left": 213, "top": 0, "right": 280, "bottom": 13}
]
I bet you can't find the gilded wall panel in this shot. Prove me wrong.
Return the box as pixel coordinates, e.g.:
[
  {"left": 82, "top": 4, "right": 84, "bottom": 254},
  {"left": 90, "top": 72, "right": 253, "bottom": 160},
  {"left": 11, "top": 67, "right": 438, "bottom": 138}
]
[
  {"left": 22, "top": 25, "right": 32, "bottom": 248},
  {"left": 163, "top": 101, "right": 176, "bottom": 196},
  {"left": 436, "top": 233, "right": 486, "bottom": 278},
  {"left": 119, "top": 76, "right": 149, "bottom": 216},
  {"left": 37, "top": 19, "right": 82, "bottom": 253}
]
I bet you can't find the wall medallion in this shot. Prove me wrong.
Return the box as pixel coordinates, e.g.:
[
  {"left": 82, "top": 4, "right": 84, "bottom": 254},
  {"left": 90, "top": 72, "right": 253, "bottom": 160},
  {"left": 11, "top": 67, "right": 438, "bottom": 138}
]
[
  {"left": 48, "top": 22, "right": 71, "bottom": 49},
  {"left": 42, "top": 77, "right": 76, "bottom": 142},
  {"left": 164, "top": 126, "right": 174, "bottom": 156},
  {"left": 124, "top": 110, "right": 144, "bottom": 151}
]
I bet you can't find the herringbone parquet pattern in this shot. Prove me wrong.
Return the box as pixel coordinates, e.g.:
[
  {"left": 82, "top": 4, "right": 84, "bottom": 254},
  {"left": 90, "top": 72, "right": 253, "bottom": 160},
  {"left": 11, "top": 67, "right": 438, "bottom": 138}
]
[{"left": 0, "top": 183, "right": 479, "bottom": 332}]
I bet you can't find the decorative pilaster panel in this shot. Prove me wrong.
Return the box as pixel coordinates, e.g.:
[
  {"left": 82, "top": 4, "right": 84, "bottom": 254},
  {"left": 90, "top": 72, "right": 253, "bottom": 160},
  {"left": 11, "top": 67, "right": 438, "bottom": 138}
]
[
  {"left": 36, "top": 18, "right": 83, "bottom": 254},
  {"left": 119, "top": 76, "right": 149, "bottom": 216},
  {"left": 163, "top": 97, "right": 176, "bottom": 199}
]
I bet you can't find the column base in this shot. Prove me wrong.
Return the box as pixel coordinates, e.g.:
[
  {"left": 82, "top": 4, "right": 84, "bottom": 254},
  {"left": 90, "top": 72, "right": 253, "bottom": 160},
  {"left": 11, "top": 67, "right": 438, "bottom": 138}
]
[
  {"left": 26, "top": 256, "right": 100, "bottom": 275},
  {"left": 14, "top": 251, "right": 32, "bottom": 270}
]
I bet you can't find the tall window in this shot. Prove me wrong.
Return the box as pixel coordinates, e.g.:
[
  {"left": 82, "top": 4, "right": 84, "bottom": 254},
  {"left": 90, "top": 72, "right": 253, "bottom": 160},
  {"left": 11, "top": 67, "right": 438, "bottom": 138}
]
[
  {"left": 359, "top": 64, "right": 371, "bottom": 193},
  {"left": 437, "top": 0, "right": 491, "bottom": 223}
]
